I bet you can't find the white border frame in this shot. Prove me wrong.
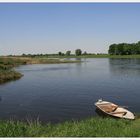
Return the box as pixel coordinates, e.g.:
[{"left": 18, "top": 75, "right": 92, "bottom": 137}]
[{"left": 0, "top": 0, "right": 140, "bottom": 2}]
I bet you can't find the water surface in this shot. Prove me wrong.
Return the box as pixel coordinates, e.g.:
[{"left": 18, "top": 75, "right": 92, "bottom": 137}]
[{"left": 0, "top": 58, "right": 140, "bottom": 123}]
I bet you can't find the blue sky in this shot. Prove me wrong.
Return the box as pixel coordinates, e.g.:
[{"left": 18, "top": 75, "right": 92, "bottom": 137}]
[{"left": 0, "top": 3, "right": 140, "bottom": 55}]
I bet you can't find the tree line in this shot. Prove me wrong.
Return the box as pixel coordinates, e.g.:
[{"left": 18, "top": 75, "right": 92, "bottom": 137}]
[
  {"left": 20, "top": 49, "right": 96, "bottom": 57},
  {"left": 108, "top": 41, "right": 140, "bottom": 55}
]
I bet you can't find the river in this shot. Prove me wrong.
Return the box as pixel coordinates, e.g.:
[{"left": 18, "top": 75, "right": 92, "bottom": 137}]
[{"left": 0, "top": 58, "right": 140, "bottom": 123}]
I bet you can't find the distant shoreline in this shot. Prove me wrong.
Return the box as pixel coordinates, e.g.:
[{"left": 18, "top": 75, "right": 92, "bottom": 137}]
[
  {"left": 4, "top": 54, "right": 140, "bottom": 59},
  {"left": 47, "top": 54, "right": 140, "bottom": 59}
]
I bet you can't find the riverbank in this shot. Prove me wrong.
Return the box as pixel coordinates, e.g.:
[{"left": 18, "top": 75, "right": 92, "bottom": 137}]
[
  {"left": 0, "top": 117, "right": 140, "bottom": 137},
  {"left": 0, "top": 57, "right": 80, "bottom": 65},
  {"left": 0, "top": 57, "right": 80, "bottom": 84}
]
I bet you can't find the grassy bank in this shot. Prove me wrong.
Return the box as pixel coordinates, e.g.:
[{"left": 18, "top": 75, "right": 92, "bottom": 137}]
[
  {"left": 0, "top": 57, "right": 80, "bottom": 84},
  {"left": 0, "top": 70, "right": 23, "bottom": 84},
  {"left": 0, "top": 57, "right": 80, "bottom": 65},
  {"left": 0, "top": 57, "right": 26, "bottom": 84},
  {"left": 0, "top": 117, "right": 140, "bottom": 137}
]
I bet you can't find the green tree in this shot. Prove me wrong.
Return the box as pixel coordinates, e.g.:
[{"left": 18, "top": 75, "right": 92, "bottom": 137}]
[
  {"left": 108, "top": 44, "right": 117, "bottom": 55},
  {"left": 108, "top": 41, "right": 140, "bottom": 55},
  {"left": 58, "top": 52, "right": 62, "bottom": 56},
  {"left": 22, "top": 53, "right": 26, "bottom": 57},
  {"left": 66, "top": 51, "right": 71, "bottom": 56},
  {"left": 136, "top": 41, "right": 140, "bottom": 54},
  {"left": 75, "top": 49, "right": 82, "bottom": 56},
  {"left": 83, "top": 51, "right": 87, "bottom": 55}
]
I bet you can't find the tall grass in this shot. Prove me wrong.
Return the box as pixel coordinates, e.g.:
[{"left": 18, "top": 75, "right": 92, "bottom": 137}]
[
  {"left": 0, "top": 117, "right": 140, "bottom": 137},
  {"left": 0, "top": 57, "right": 27, "bottom": 69}
]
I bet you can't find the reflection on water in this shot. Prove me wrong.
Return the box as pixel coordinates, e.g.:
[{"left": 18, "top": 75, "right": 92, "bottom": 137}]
[
  {"left": 19, "top": 66, "right": 71, "bottom": 72},
  {"left": 0, "top": 96, "right": 2, "bottom": 102},
  {"left": 0, "top": 58, "right": 140, "bottom": 123},
  {"left": 109, "top": 59, "right": 140, "bottom": 77}
]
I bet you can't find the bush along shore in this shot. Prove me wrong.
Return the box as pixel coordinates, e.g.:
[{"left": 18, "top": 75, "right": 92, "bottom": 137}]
[
  {"left": 0, "top": 57, "right": 25, "bottom": 84},
  {"left": 0, "top": 57, "right": 80, "bottom": 84},
  {"left": 0, "top": 117, "right": 140, "bottom": 137},
  {"left": 0, "top": 70, "right": 23, "bottom": 84}
]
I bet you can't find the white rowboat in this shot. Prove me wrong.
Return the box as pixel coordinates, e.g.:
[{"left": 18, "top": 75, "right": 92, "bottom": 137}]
[{"left": 95, "top": 99, "right": 135, "bottom": 120}]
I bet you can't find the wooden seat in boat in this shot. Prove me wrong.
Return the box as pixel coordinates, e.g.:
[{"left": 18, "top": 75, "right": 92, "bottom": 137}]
[{"left": 98, "top": 104, "right": 118, "bottom": 113}]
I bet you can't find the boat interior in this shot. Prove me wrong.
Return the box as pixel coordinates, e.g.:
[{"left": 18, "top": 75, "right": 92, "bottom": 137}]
[{"left": 98, "top": 103, "right": 127, "bottom": 115}]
